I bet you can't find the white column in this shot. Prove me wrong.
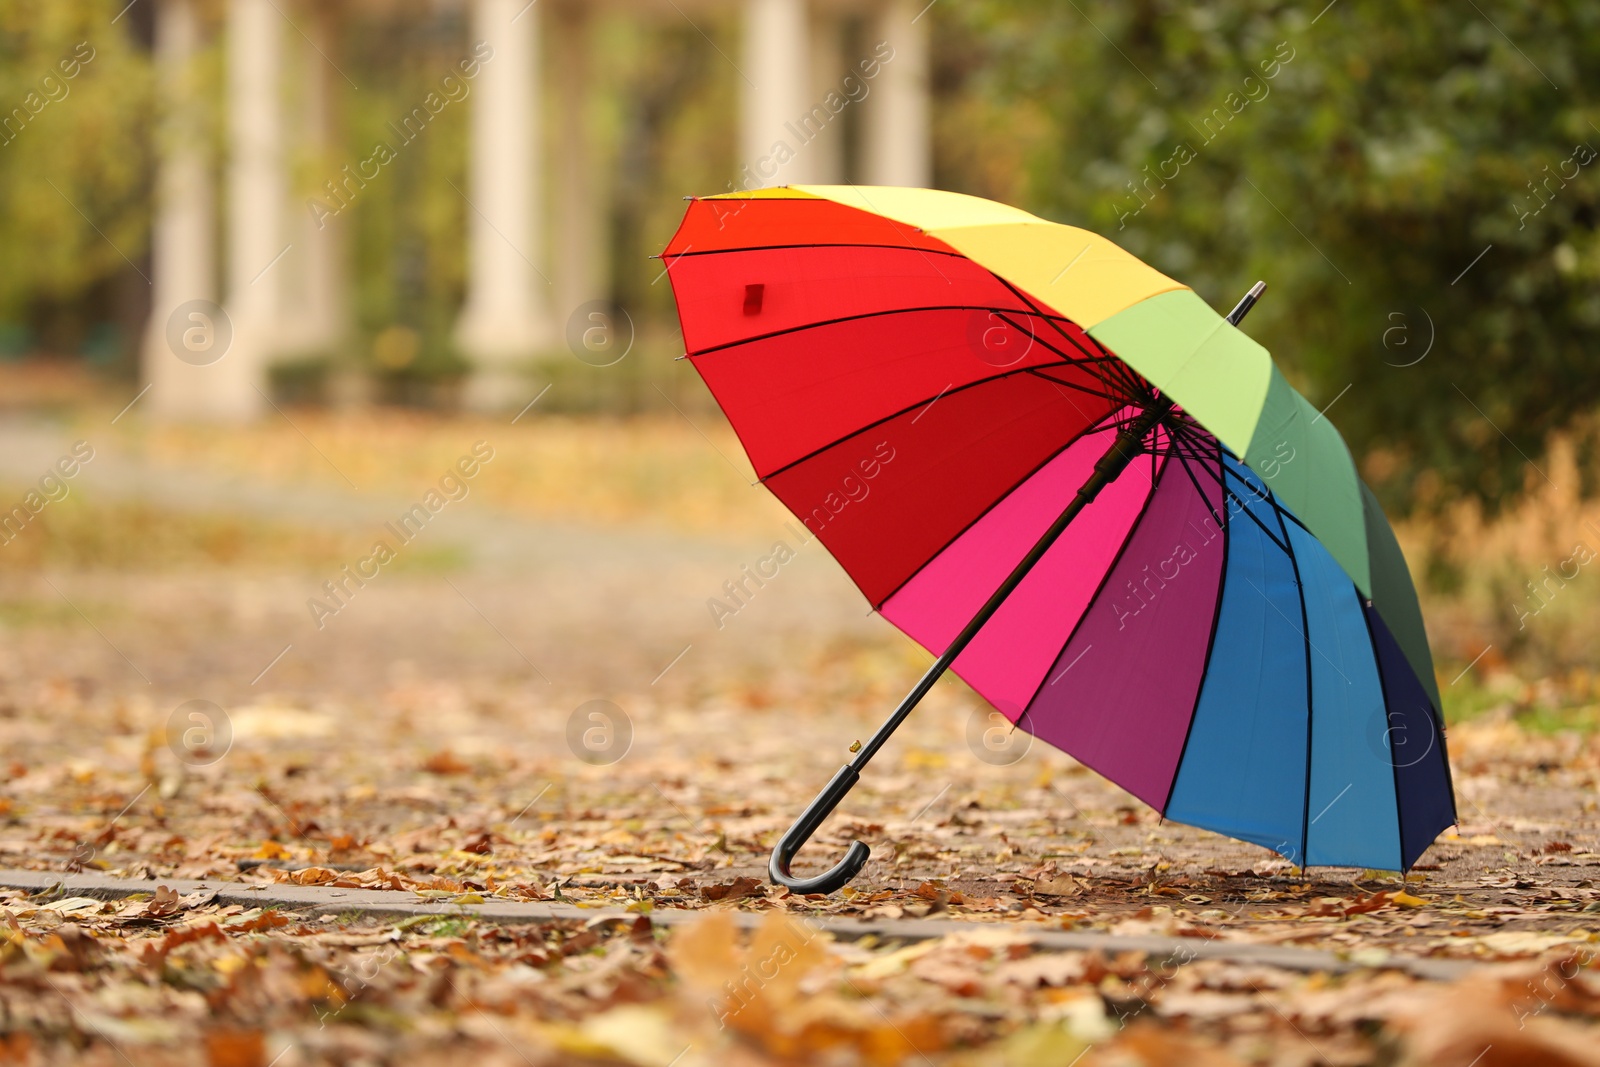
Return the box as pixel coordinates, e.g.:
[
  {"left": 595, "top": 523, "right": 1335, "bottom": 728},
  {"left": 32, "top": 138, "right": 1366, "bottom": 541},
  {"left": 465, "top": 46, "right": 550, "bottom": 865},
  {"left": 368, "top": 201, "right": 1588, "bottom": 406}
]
[
  {"left": 283, "top": 3, "right": 347, "bottom": 360},
  {"left": 863, "top": 0, "right": 931, "bottom": 189},
  {"left": 144, "top": 0, "right": 219, "bottom": 419},
  {"left": 739, "top": 0, "right": 813, "bottom": 188},
  {"left": 550, "top": 2, "right": 605, "bottom": 321},
  {"left": 220, "top": 0, "right": 286, "bottom": 418},
  {"left": 456, "top": 0, "right": 551, "bottom": 410}
]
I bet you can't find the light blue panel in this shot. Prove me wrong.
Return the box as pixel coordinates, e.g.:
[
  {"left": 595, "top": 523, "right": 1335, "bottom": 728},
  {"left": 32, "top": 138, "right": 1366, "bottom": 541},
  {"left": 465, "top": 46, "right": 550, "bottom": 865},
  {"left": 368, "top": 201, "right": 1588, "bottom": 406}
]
[
  {"left": 1289, "top": 523, "right": 1403, "bottom": 869},
  {"left": 1166, "top": 458, "right": 1308, "bottom": 862}
]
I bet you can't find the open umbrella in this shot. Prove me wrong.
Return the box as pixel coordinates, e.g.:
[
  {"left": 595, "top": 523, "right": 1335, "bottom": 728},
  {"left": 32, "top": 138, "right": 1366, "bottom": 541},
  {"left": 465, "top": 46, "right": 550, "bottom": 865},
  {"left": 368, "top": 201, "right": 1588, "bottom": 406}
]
[{"left": 661, "top": 186, "right": 1456, "bottom": 894}]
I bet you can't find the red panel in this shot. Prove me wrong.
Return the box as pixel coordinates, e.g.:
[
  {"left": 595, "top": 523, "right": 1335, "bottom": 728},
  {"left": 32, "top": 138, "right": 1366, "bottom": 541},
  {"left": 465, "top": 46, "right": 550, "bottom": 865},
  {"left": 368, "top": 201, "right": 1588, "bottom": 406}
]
[
  {"left": 765, "top": 373, "right": 1117, "bottom": 607},
  {"left": 663, "top": 196, "right": 959, "bottom": 258},
  {"left": 669, "top": 244, "right": 1030, "bottom": 354},
  {"left": 694, "top": 308, "right": 1113, "bottom": 476}
]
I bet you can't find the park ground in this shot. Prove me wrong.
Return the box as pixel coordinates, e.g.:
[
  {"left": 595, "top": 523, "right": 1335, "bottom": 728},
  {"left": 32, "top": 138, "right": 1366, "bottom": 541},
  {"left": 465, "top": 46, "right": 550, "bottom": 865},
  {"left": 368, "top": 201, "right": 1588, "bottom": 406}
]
[{"left": 2, "top": 380, "right": 1600, "bottom": 1065}]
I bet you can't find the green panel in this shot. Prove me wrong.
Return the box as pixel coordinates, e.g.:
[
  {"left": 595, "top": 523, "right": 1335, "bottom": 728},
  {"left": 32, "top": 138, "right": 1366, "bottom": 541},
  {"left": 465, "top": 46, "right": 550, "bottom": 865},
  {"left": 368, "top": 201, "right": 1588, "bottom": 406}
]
[
  {"left": 1087, "top": 290, "right": 1272, "bottom": 456},
  {"left": 1244, "top": 369, "right": 1372, "bottom": 596},
  {"left": 1361, "top": 482, "right": 1443, "bottom": 712}
]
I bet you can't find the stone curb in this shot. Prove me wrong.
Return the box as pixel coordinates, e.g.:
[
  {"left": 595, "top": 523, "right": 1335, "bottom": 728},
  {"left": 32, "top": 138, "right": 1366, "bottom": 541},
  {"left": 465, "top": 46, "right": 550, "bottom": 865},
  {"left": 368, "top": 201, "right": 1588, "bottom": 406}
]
[{"left": 0, "top": 868, "right": 1475, "bottom": 981}]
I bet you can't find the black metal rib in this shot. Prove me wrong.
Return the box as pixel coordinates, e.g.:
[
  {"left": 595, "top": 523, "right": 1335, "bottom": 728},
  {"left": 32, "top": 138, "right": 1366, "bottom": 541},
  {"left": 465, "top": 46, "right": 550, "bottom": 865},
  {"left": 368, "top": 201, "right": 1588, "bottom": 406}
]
[{"left": 1161, "top": 438, "right": 1232, "bottom": 814}]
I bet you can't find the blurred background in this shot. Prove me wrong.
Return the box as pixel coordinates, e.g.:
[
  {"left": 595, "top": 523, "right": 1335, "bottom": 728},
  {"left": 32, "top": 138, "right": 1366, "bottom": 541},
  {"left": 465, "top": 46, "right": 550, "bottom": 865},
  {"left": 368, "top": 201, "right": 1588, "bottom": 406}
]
[{"left": 2, "top": 0, "right": 1600, "bottom": 734}]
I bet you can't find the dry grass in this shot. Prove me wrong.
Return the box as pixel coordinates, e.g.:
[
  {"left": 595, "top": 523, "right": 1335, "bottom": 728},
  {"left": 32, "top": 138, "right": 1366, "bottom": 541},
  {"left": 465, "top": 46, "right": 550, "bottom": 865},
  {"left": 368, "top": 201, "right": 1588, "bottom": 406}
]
[
  {"left": 103, "top": 408, "right": 790, "bottom": 542},
  {"left": 1397, "top": 436, "right": 1600, "bottom": 678}
]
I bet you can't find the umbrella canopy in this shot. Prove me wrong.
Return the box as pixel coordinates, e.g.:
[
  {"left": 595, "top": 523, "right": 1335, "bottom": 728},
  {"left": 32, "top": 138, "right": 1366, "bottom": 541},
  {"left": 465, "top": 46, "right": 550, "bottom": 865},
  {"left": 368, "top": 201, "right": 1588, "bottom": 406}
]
[{"left": 662, "top": 185, "right": 1456, "bottom": 877}]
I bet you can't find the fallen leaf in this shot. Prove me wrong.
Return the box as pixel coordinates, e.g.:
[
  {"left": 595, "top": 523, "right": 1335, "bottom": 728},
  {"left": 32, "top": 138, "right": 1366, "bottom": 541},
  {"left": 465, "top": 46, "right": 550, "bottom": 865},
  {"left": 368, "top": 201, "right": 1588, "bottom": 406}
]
[
  {"left": 1032, "top": 873, "right": 1081, "bottom": 897},
  {"left": 701, "top": 876, "right": 763, "bottom": 903},
  {"left": 421, "top": 750, "right": 470, "bottom": 775},
  {"left": 203, "top": 1027, "right": 266, "bottom": 1067},
  {"left": 145, "top": 885, "right": 183, "bottom": 918}
]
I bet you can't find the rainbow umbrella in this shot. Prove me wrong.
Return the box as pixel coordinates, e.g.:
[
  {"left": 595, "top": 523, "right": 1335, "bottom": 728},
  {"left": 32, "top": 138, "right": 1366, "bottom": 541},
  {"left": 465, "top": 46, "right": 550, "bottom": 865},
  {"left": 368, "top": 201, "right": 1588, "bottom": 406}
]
[{"left": 662, "top": 186, "right": 1456, "bottom": 894}]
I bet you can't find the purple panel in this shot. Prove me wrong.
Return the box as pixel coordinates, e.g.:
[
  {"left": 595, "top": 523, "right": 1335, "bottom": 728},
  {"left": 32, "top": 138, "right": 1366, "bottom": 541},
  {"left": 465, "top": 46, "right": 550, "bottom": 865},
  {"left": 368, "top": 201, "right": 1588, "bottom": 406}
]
[{"left": 1022, "top": 454, "right": 1227, "bottom": 808}]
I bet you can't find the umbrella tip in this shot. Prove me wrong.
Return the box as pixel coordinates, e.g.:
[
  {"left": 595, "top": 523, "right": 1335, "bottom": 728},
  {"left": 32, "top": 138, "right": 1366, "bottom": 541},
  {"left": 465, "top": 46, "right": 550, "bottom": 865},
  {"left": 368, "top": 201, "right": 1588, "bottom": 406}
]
[{"left": 1226, "top": 281, "right": 1267, "bottom": 326}]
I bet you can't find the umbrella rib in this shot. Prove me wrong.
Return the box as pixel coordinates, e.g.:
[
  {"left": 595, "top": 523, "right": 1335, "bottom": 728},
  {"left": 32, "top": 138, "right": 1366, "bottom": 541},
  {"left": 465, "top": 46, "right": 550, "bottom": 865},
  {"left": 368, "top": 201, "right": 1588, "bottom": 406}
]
[
  {"left": 1168, "top": 436, "right": 1228, "bottom": 530},
  {"left": 1219, "top": 461, "right": 1317, "bottom": 540},
  {"left": 1169, "top": 440, "right": 1297, "bottom": 556},
  {"left": 1022, "top": 367, "right": 1139, "bottom": 407},
  {"left": 992, "top": 274, "right": 1164, "bottom": 407},
  {"left": 1356, "top": 591, "right": 1412, "bottom": 871},
  {"left": 1160, "top": 437, "right": 1232, "bottom": 815},
  {"left": 659, "top": 241, "right": 969, "bottom": 261},
  {"left": 1270, "top": 497, "right": 1318, "bottom": 871},
  {"left": 686, "top": 304, "right": 1096, "bottom": 358},
  {"left": 754, "top": 363, "right": 1121, "bottom": 487},
  {"left": 984, "top": 310, "right": 1136, "bottom": 384},
  {"left": 1216, "top": 482, "right": 1294, "bottom": 556},
  {"left": 1165, "top": 422, "right": 1231, "bottom": 506}
]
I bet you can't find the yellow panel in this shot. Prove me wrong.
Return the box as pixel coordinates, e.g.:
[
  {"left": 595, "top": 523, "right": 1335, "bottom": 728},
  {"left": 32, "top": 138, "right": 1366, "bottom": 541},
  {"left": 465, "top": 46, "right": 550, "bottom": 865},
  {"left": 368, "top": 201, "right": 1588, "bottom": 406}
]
[
  {"left": 934, "top": 223, "right": 1186, "bottom": 329},
  {"left": 793, "top": 184, "right": 1041, "bottom": 229},
  {"left": 701, "top": 187, "right": 821, "bottom": 200},
  {"left": 705, "top": 185, "right": 1185, "bottom": 328}
]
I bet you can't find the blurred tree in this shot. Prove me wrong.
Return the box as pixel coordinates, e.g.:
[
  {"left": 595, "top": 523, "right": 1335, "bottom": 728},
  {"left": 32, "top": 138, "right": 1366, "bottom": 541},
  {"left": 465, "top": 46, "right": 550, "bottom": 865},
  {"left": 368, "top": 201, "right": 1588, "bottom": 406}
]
[
  {"left": 0, "top": 0, "right": 154, "bottom": 351},
  {"left": 949, "top": 0, "right": 1600, "bottom": 512}
]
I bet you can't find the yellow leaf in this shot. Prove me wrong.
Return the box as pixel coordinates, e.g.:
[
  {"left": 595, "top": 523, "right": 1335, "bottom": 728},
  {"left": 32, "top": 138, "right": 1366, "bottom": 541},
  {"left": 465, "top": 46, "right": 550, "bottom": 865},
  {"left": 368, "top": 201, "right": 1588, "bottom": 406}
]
[
  {"left": 747, "top": 913, "right": 828, "bottom": 1006},
  {"left": 1391, "top": 891, "right": 1428, "bottom": 909},
  {"left": 214, "top": 954, "right": 250, "bottom": 976},
  {"left": 850, "top": 940, "right": 939, "bottom": 981},
  {"left": 579, "top": 1005, "right": 682, "bottom": 1067},
  {"left": 41, "top": 897, "right": 105, "bottom": 916},
  {"left": 667, "top": 910, "right": 740, "bottom": 994}
]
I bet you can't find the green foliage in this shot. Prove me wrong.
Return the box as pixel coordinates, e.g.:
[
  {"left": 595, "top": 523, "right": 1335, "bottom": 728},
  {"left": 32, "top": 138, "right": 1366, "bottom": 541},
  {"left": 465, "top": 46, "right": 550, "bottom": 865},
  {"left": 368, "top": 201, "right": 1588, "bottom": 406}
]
[
  {"left": 0, "top": 0, "right": 151, "bottom": 334},
  {"left": 946, "top": 0, "right": 1600, "bottom": 511},
  {"left": 0, "top": 0, "right": 153, "bottom": 323}
]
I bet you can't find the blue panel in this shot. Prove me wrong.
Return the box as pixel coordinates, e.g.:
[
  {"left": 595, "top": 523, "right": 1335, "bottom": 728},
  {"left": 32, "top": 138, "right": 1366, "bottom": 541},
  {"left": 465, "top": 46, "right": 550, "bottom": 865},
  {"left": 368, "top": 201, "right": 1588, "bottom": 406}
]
[
  {"left": 1289, "top": 523, "right": 1403, "bottom": 869},
  {"left": 1367, "top": 606, "right": 1457, "bottom": 867},
  {"left": 1166, "top": 459, "right": 1308, "bottom": 862}
]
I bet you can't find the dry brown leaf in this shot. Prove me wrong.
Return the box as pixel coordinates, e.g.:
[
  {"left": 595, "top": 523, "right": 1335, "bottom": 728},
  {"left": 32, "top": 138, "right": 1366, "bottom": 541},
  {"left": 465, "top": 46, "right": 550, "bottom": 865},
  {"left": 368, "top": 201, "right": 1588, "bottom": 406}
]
[
  {"left": 700, "top": 876, "right": 763, "bottom": 902},
  {"left": 144, "top": 885, "right": 183, "bottom": 918},
  {"left": 1389, "top": 971, "right": 1600, "bottom": 1067},
  {"left": 1032, "top": 873, "right": 1082, "bottom": 897},
  {"left": 1116, "top": 1025, "right": 1251, "bottom": 1067},
  {"left": 420, "top": 750, "right": 470, "bottom": 775},
  {"left": 203, "top": 1027, "right": 266, "bottom": 1067}
]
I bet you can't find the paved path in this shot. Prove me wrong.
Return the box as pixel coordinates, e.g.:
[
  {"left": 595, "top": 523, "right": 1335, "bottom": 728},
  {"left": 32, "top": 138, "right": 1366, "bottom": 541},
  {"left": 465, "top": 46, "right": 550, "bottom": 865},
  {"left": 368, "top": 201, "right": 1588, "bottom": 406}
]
[{"left": 0, "top": 868, "right": 1475, "bottom": 982}]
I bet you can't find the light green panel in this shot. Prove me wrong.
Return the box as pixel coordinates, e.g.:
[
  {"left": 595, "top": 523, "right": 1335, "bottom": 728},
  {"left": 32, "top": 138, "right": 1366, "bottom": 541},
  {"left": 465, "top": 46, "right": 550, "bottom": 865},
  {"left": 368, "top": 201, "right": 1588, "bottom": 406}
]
[
  {"left": 1087, "top": 290, "right": 1273, "bottom": 457},
  {"left": 1244, "top": 369, "right": 1372, "bottom": 596}
]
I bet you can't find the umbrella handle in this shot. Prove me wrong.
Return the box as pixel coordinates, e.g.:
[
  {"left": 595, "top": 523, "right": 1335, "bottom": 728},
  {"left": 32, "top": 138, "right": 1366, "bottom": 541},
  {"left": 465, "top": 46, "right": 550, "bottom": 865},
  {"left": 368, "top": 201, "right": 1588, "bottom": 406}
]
[{"left": 768, "top": 764, "right": 871, "bottom": 894}]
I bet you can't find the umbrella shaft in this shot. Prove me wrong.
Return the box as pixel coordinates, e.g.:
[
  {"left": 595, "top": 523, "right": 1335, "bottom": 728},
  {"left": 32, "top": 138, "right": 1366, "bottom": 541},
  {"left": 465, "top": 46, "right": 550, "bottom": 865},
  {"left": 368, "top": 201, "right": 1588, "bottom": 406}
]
[{"left": 849, "top": 398, "right": 1173, "bottom": 772}]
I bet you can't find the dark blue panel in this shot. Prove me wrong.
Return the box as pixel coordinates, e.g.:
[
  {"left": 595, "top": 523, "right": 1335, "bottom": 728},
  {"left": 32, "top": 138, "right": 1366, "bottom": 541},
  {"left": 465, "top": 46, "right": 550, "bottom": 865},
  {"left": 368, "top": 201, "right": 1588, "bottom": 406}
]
[{"left": 1366, "top": 606, "right": 1457, "bottom": 867}]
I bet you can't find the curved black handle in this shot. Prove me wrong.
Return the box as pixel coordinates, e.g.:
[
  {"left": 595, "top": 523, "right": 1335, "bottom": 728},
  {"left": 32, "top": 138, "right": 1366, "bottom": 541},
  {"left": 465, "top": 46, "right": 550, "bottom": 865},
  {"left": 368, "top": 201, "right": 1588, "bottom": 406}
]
[{"left": 768, "top": 764, "right": 872, "bottom": 895}]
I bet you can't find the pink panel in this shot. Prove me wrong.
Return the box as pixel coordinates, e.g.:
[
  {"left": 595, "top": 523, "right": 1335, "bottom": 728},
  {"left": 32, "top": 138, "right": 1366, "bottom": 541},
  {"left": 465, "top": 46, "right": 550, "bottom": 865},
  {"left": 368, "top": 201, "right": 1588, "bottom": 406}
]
[{"left": 880, "top": 421, "right": 1159, "bottom": 718}]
